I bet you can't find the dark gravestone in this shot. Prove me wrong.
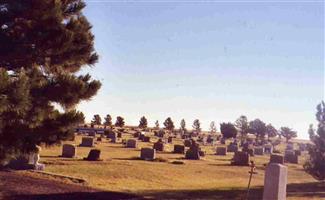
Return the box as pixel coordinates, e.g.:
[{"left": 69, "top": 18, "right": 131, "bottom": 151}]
[
  {"left": 231, "top": 151, "right": 249, "bottom": 166},
  {"left": 184, "top": 139, "right": 192, "bottom": 147},
  {"left": 227, "top": 144, "right": 238, "bottom": 152},
  {"left": 294, "top": 150, "right": 301, "bottom": 156},
  {"left": 80, "top": 137, "right": 94, "bottom": 147},
  {"left": 174, "top": 145, "right": 185, "bottom": 154},
  {"left": 143, "top": 136, "right": 151, "bottom": 142},
  {"left": 216, "top": 147, "right": 227, "bottom": 155},
  {"left": 185, "top": 142, "right": 200, "bottom": 160},
  {"left": 133, "top": 132, "right": 140, "bottom": 138},
  {"left": 167, "top": 137, "right": 173, "bottom": 143},
  {"left": 153, "top": 139, "right": 164, "bottom": 151},
  {"left": 126, "top": 139, "right": 137, "bottom": 148},
  {"left": 117, "top": 132, "right": 122, "bottom": 138},
  {"left": 62, "top": 144, "right": 77, "bottom": 158},
  {"left": 84, "top": 149, "right": 101, "bottom": 161},
  {"left": 254, "top": 147, "right": 264, "bottom": 156},
  {"left": 138, "top": 133, "right": 145, "bottom": 141},
  {"left": 270, "top": 154, "right": 284, "bottom": 164},
  {"left": 284, "top": 153, "right": 298, "bottom": 164},
  {"left": 140, "top": 148, "right": 155, "bottom": 160}
]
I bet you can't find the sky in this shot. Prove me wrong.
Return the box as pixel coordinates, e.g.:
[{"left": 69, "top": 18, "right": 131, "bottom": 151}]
[{"left": 78, "top": 1, "right": 324, "bottom": 139}]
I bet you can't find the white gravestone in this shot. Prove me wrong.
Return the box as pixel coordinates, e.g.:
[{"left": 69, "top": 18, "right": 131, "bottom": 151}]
[{"left": 263, "top": 163, "right": 287, "bottom": 200}]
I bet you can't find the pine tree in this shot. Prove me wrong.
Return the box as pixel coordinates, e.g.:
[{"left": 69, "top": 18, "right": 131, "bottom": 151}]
[
  {"left": 265, "top": 124, "right": 278, "bottom": 139},
  {"left": 220, "top": 122, "right": 237, "bottom": 139},
  {"left": 91, "top": 114, "right": 101, "bottom": 126},
  {"left": 180, "top": 119, "right": 186, "bottom": 131},
  {"left": 210, "top": 121, "right": 217, "bottom": 134},
  {"left": 192, "top": 119, "right": 201, "bottom": 133},
  {"left": 280, "top": 127, "right": 297, "bottom": 143},
  {"left": 249, "top": 119, "right": 267, "bottom": 141},
  {"left": 138, "top": 116, "right": 148, "bottom": 129},
  {"left": 304, "top": 102, "right": 325, "bottom": 181},
  {"left": 164, "top": 117, "right": 174, "bottom": 131},
  {"left": 234, "top": 115, "right": 249, "bottom": 141},
  {"left": 0, "top": 0, "right": 100, "bottom": 161},
  {"left": 155, "top": 120, "right": 159, "bottom": 129},
  {"left": 115, "top": 116, "right": 125, "bottom": 127},
  {"left": 104, "top": 114, "right": 112, "bottom": 127}
]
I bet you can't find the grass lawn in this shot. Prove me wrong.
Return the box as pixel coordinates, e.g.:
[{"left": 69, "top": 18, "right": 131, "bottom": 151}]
[{"left": 35, "top": 134, "right": 324, "bottom": 200}]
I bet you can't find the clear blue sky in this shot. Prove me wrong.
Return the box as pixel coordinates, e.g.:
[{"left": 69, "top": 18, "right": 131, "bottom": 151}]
[{"left": 78, "top": 1, "right": 324, "bottom": 139}]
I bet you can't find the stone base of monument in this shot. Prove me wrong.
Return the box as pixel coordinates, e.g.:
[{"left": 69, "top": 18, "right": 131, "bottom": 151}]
[{"left": 231, "top": 151, "right": 249, "bottom": 166}]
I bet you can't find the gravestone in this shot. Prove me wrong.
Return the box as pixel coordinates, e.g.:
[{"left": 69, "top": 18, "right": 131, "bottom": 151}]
[
  {"left": 143, "top": 136, "right": 151, "bottom": 142},
  {"left": 298, "top": 143, "right": 306, "bottom": 151},
  {"left": 168, "top": 136, "right": 173, "bottom": 143},
  {"left": 126, "top": 139, "right": 137, "bottom": 148},
  {"left": 133, "top": 131, "right": 140, "bottom": 138},
  {"left": 184, "top": 139, "right": 192, "bottom": 147},
  {"left": 153, "top": 139, "right": 164, "bottom": 151},
  {"left": 227, "top": 143, "right": 238, "bottom": 152},
  {"left": 262, "top": 163, "right": 287, "bottom": 200},
  {"left": 117, "top": 132, "right": 122, "bottom": 138},
  {"left": 231, "top": 151, "right": 249, "bottom": 166},
  {"left": 185, "top": 142, "right": 200, "bottom": 160},
  {"left": 107, "top": 131, "right": 117, "bottom": 140},
  {"left": 62, "top": 144, "right": 77, "bottom": 158},
  {"left": 140, "top": 148, "right": 156, "bottom": 160},
  {"left": 174, "top": 145, "right": 185, "bottom": 154},
  {"left": 286, "top": 143, "right": 294, "bottom": 151},
  {"left": 284, "top": 153, "right": 298, "bottom": 164},
  {"left": 216, "top": 147, "right": 227, "bottom": 155},
  {"left": 80, "top": 137, "right": 94, "bottom": 147},
  {"left": 264, "top": 144, "right": 273, "bottom": 154},
  {"left": 254, "top": 147, "right": 264, "bottom": 156},
  {"left": 270, "top": 154, "right": 284, "bottom": 164},
  {"left": 294, "top": 150, "right": 301, "bottom": 156},
  {"left": 84, "top": 149, "right": 101, "bottom": 161}
]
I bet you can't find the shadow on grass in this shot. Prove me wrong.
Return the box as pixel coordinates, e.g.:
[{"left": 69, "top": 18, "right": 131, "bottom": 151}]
[
  {"left": 140, "top": 181, "right": 325, "bottom": 200},
  {"left": 10, "top": 191, "right": 143, "bottom": 200}
]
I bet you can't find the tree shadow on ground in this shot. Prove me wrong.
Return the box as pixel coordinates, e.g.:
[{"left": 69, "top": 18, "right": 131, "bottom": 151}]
[
  {"left": 9, "top": 192, "right": 143, "bottom": 200},
  {"left": 140, "top": 181, "right": 325, "bottom": 200}
]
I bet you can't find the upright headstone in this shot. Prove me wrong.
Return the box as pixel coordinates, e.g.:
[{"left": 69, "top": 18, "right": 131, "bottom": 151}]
[
  {"left": 80, "top": 137, "right": 94, "bottom": 147},
  {"left": 153, "top": 139, "right": 164, "bottom": 151},
  {"left": 140, "top": 148, "right": 156, "bottom": 160},
  {"left": 254, "top": 147, "right": 264, "bottom": 156},
  {"left": 126, "top": 139, "right": 137, "bottom": 148},
  {"left": 62, "top": 144, "right": 77, "bottom": 158},
  {"left": 216, "top": 147, "right": 227, "bottom": 155},
  {"left": 143, "top": 136, "right": 151, "bottom": 142},
  {"left": 227, "top": 143, "right": 238, "bottom": 152},
  {"left": 263, "top": 163, "right": 287, "bottom": 200},
  {"left": 174, "top": 145, "right": 185, "bottom": 154},
  {"left": 185, "top": 141, "right": 200, "bottom": 160},
  {"left": 264, "top": 144, "right": 273, "bottom": 154},
  {"left": 84, "top": 149, "right": 101, "bottom": 161},
  {"left": 231, "top": 151, "right": 249, "bottom": 166}
]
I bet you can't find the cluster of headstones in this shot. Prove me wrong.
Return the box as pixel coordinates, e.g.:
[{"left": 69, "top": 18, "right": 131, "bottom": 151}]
[{"left": 213, "top": 140, "right": 307, "bottom": 166}]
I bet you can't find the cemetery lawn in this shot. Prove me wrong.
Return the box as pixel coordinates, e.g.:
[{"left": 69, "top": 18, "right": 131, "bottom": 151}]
[{"left": 36, "top": 135, "right": 324, "bottom": 200}]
